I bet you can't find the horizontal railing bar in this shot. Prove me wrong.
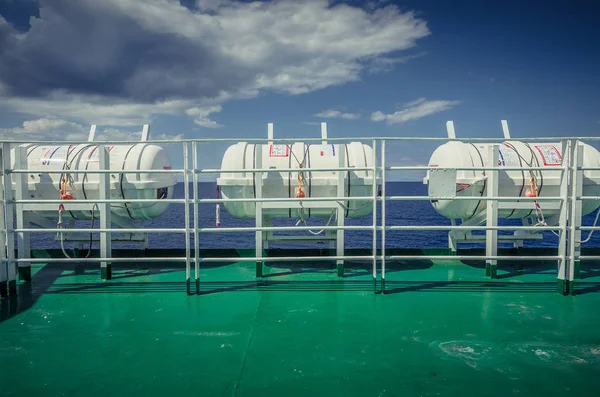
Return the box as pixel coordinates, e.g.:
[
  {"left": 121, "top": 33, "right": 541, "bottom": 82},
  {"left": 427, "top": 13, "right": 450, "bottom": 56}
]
[
  {"left": 200, "top": 255, "right": 374, "bottom": 262},
  {"left": 386, "top": 255, "right": 561, "bottom": 261},
  {"left": 9, "top": 225, "right": 568, "bottom": 234},
  {"left": 201, "top": 196, "right": 564, "bottom": 204},
  {"left": 577, "top": 256, "right": 600, "bottom": 260},
  {"left": 0, "top": 137, "right": 590, "bottom": 145},
  {"left": 386, "top": 225, "right": 563, "bottom": 231},
  {"left": 198, "top": 196, "right": 371, "bottom": 204},
  {"left": 578, "top": 196, "right": 600, "bottom": 200},
  {"left": 5, "top": 165, "right": 569, "bottom": 174},
  {"left": 7, "top": 169, "right": 182, "bottom": 174},
  {"left": 390, "top": 166, "right": 564, "bottom": 171},
  {"left": 11, "top": 198, "right": 185, "bottom": 204},
  {"left": 12, "top": 228, "right": 186, "bottom": 233},
  {"left": 12, "top": 257, "right": 187, "bottom": 263},
  {"left": 199, "top": 166, "right": 373, "bottom": 173},
  {"left": 386, "top": 196, "right": 563, "bottom": 201},
  {"left": 199, "top": 226, "right": 372, "bottom": 233}
]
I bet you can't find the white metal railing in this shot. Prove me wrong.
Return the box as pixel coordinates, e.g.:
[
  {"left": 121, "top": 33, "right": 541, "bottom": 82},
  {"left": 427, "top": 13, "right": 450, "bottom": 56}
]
[{"left": 0, "top": 127, "right": 598, "bottom": 298}]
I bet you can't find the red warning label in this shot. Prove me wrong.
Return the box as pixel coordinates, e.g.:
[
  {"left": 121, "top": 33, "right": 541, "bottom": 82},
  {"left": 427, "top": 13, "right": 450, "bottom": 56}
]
[
  {"left": 534, "top": 145, "right": 562, "bottom": 166},
  {"left": 269, "top": 144, "right": 289, "bottom": 157}
]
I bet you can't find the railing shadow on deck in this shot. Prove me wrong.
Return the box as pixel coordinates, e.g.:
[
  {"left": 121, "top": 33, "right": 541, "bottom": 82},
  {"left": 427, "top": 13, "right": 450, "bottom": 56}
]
[{"left": 3, "top": 249, "right": 600, "bottom": 324}]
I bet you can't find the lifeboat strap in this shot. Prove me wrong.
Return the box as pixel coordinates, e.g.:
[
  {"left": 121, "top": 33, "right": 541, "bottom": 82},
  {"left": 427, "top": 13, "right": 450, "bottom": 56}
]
[{"left": 295, "top": 203, "right": 336, "bottom": 235}]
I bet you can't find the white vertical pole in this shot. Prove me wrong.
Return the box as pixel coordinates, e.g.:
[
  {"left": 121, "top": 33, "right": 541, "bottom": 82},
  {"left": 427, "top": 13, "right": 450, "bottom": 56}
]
[
  {"left": 15, "top": 146, "right": 31, "bottom": 282},
  {"left": 87, "top": 125, "right": 97, "bottom": 142},
  {"left": 371, "top": 140, "right": 378, "bottom": 294},
  {"left": 568, "top": 141, "right": 583, "bottom": 295},
  {"left": 557, "top": 139, "right": 570, "bottom": 294},
  {"left": 446, "top": 121, "right": 456, "bottom": 139},
  {"left": 336, "top": 145, "right": 345, "bottom": 277},
  {"left": 263, "top": 218, "right": 271, "bottom": 250},
  {"left": 501, "top": 120, "right": 511, "bottom": 139},
  {"left": 486, "top": 144, "right": 499, "bottom": 278},
  {"left": 514, "top": 218, "right": 527, "bottom": 248},
  {"left": 192, "top": 142, "right": 200, "bottom": 294},
  {"left": 381, "top": 140, "right": 386, "bottom": 294},
  {"left": 2, "top": 143, "right": 16, "bottom": 296},
  {"left": 141, "top": 124, "right": 150, "bottom": 142},
  {"left": 183, "top": 142, "right": 191, "bottom": 294},
  {"left": 325, "top": 126, "right": 332, "bottom": 251},
  {"left": 0, "top": 145, "right": 7, "bottom": 298},
  {"left": 449, "top": 219, "right": 457, "bottom": 251},
  {"left": 267, "top": 123, "right": 273, "bottom": 146},
  {"left": 255, "top": 144, "right": 263, "bottom": 278},
  {"left": 99, "top": 146, "right": 112, "bottom": 280}
]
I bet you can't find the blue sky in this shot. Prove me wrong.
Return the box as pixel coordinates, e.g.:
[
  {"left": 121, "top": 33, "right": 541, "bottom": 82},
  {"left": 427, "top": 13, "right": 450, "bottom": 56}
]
[{"left": 0, "top": 0, "right": 598, "bottom": 179}]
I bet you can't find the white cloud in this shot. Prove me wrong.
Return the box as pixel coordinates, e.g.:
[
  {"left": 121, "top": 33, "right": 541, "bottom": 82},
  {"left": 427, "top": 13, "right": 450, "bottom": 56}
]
[
  {"left": 0, "top": 117, "right": 87, "bottom": 140},
  {"left": 185, "top": 105, "right": 223, "bottom": 128},
  {"left": 0, "top": 94, "right": 189, "bottom": 127},
  {"left": 315, "top": 109, "right": 360, "bottom": 120},
  {"left": 366, "top": 52, "right": 426, "bottom": 74},
  {"left": 0, "top": 0, "right": 430, "bottom": 128},
  {"left": 0, "top": 117, "right": 184, "bottom": 142},
  {"left": 371, "top": 98, "right": 461, "bottom": 124}
]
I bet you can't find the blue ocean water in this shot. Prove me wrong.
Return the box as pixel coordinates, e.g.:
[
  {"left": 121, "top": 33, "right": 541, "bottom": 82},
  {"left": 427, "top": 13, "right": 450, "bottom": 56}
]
[{"left": 29, "top": 182, "right": 600, "bottom": 250}]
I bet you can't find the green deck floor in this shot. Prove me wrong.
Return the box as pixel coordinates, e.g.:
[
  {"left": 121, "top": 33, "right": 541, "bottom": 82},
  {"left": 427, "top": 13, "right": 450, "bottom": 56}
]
[{"left": 2, "top": 249, "right": 600, "bottom": 396}]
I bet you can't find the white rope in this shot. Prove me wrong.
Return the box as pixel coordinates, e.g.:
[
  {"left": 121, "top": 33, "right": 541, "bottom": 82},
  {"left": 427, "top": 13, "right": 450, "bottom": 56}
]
[
  {"left": 58, "top": 203, "right": 98, "bottom": 259},
  {"left": 57, "top": 206, "right": 73, "bottom": 259},
  {"left": 295, "top": 204, "right": 336, "bottom": 235},
  {"left": 336, "top": 200, "right": 369, "bottom": 212},
  {"left": 580, "top": 206, "right": 600, "bottom": 244}
]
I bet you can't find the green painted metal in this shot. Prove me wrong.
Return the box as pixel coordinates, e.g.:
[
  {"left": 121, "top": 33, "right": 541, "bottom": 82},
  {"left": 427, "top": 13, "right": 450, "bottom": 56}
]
[
  {"left": 101, "top": 266, "right": 111, "bottom": 280},
  {"left": 18, "top": 266, "right": 31, "bottom": 282},
  {"left": 557, "top": 279, "right": 567, "bottom": 295},
  {"left": 337, "top": 262, "right": 344, "bottom": 277},
  {"left": 570, "top": 280, "right": 578, "bottom": 296},
  {"left": 7, "top": 280, "right": 16, "bottom": 296},
  {"left": 0, "top": 281, "right": 6, "bottom": 298},
  {"left": 485, "top": 263, "right": 498, "bottom": 278},
  {"left": 2, "top": 248, "right": 600, "bottom": 396}
]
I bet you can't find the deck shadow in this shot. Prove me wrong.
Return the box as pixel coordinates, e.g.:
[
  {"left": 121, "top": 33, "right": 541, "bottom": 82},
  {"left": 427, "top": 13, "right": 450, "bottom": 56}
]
[
  {"left": 383, "top": 280, "right": 600, "bottom": 295},
  {"left": 25, "top": 279, "right": 600, "bottom": 296}
]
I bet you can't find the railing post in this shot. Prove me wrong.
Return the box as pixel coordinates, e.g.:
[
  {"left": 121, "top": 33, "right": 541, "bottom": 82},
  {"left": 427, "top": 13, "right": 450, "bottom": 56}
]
[
  {"left": 192, "top": 142, "right": 200, "bottom": 294},
  {"left": 336, "top": 144, "right": 346, "bottom": 277},
  {"left": 255, "top": 144, "right": 264, "bottom": 278},
  {"left": 557, "top": 139, "right": 570, "bottom": 294},
  {"left": 381, "top": 140, "right": 386, "bottom": 294},
  {"left": 15, "top": 146, "right": 31, "bottom": 282},
  {"left": 568, "top": 140, "right": 583, "bottom": 295},
  {"left": 486, "top": 144, "right": 499, "bottom": 278},
  {"left": 99, "top": 146, "right": 112, "bottom": 280},
  {"left": 0, "top": 145, "right": 7, "bottom": 298},
  {"left": 2, "top": 143, "right": 16, "bottom": 296},
  {"left": 371, "top": 140, "right": 377, "bottom": 294},
  {"left": 183, "top": 142, "right": 191, "bottom": 294}
]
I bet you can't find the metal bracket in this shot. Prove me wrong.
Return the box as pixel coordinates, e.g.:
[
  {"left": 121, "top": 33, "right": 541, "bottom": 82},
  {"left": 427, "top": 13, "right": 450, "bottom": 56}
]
[{"left": 428, "top": 169, "right": 457, "bottom": 199}]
